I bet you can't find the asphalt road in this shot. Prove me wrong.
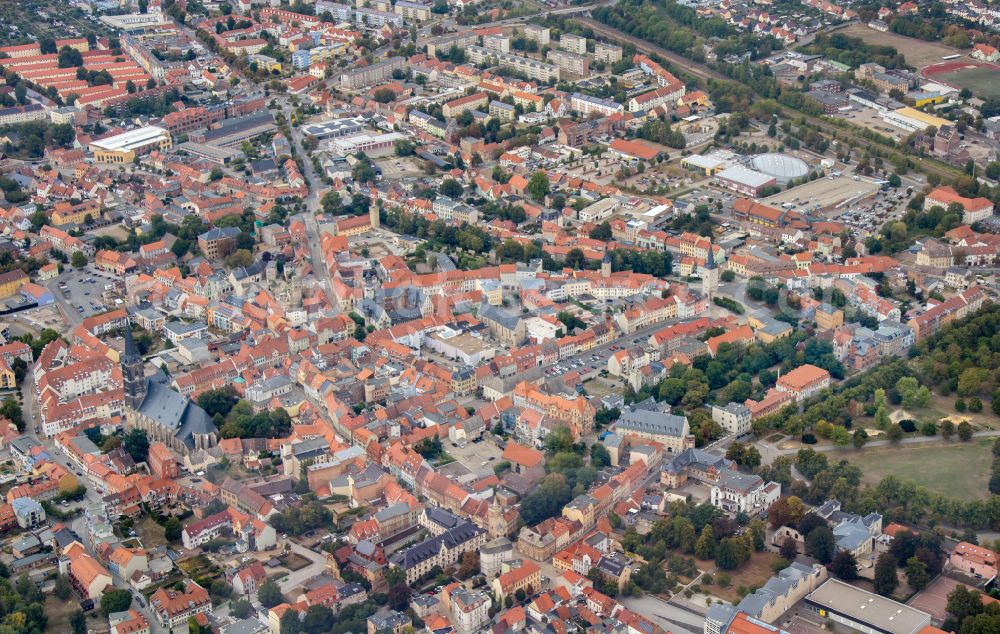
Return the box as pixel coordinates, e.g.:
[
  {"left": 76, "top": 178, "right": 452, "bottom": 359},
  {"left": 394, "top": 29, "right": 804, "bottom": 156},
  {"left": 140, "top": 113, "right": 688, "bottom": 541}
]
[
  {"left": 282, "top": 99, "right": 339, "bottom": 307},
  {"left": 278, "top": 541, "right": 330, "bottom": 595},
  {"left": 758, "top": 430, "right": 1000, "bottom": 465}
]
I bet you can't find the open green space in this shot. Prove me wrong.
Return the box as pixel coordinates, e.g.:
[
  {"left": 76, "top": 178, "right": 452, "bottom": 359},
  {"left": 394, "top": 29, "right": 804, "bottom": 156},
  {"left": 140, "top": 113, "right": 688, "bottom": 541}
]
[
  {"left": 934, "top": 66, "right": 1000, "bottom": 100},
  {"left": 837, "top": 439, "right": 994, "bottom": 501}
]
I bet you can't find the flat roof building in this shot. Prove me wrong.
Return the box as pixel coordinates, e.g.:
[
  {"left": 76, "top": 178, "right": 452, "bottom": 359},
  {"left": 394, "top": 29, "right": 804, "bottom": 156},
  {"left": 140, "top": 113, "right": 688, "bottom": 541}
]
[
  {"left": 715, "top": 165, "right": 776, "bottom": 197},
  {"left": 90, "top": 126, "right": 172, "bottom": 163},
  {"left": 804, "top": 579, "right": 930, "bottom": 634}
]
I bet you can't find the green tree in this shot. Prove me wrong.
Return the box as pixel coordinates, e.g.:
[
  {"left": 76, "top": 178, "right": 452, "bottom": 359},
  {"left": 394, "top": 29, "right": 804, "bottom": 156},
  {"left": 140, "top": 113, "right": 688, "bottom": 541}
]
[
  {"left": 873, "top": 554, "right": 898, "bottom": 596},
  {"left": 875, "top": 405, "right": 890, "bottom": 429},
  {"left": 101, "top": 588, "right": 132, "bottom": 615},
  {"left": 905, "top": 556, "right": 930, "bottom": 591},
  {"left": 58, "top": 46, "right": 84, "bottom": 68},
  {"left": 230, "top": 599, "right": 253, "bottom": 618},
  {"left": 695, "top": 525, "right": 716, "bottom": 560},
  {"left": 71, "top": 610, "right": 87, "bottom": 634},
  {"left": 804, "top": 526, "right": 835, "bottom": 564},
  {"left": 164, "top": 517, "right": 182, "bottom": 542},
  {"left": 439, "top": 178, "right": 464, "bottom": 198},
  {"left": 958, "top": 421, "right": 973, "bottom": 441},
  {"left": 590, "top": 443, "right": 611, "bottom": 468},
  {"left": 831, "top": 550, "right": 858, "bottom": 580},
  {"left": 123, "top": 429, "right": 149, "bottom": 461},
  {"left": 887, "top": 423, "right": 903, "bottom": 443},
  {"left": 941, "top": 419, "right": 955, "bottom": 440},
  {"left": 852, "top": 428, "right": 868, "bottom": 449},
  {"left": 54, "top": 574, "right": 72, "bottom": 600},
  {"left": 71, "top": 251, "right": 88, "bottom": 268},
  {"left": 715, "top": 537, "right": 746, "bottom": 570},
  {"left": 386, "top": 566, "right": 406, "bottom": 587},
  {"left": 526, "top": 171, "right": 550, "bottom": 201},
  {"left": 1, "top": 397, "right": 23, "bottom": 430},
  {"left": 257, "top": 580, "right": 284, "bottom": 608}
]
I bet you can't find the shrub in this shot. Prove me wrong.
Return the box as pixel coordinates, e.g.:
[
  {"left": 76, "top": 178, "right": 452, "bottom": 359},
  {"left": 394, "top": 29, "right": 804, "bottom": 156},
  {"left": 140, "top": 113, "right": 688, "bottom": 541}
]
[{"left": 899, "top": 419, "right": 916, "bottom": 433}]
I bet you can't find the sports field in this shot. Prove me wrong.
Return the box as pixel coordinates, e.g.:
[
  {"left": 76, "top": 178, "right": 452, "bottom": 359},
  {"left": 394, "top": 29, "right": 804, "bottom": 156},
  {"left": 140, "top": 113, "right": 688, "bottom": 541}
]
[
  {"left": 928, "top": 64, "right": 1000, "bottom": 100},
  {"left": 838, "top": 24, "right": 963, "bottom": 70},
  {"left": 836, "top": 439, "right": 994, "bottom": 501}
]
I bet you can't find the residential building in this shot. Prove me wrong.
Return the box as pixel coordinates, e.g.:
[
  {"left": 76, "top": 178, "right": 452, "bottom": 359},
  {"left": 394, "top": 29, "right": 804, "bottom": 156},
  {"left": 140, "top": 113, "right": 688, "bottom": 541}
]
[
  {"left": 388, "top": 520, "right": 486, "bottom": 584},
  {"left": 492, "top": 560, "right": 541, "bottom": 602},
  {"left": 149, "top": 580, "right": 212, "bottom": 628},
  {"left": 710, "top": 469, "right": 780, "bottom": 516},
  {"left": 711, "top": 402, "right": 751, "bottom": 436},
  {"left": 949, "top": 541, "right": 999, "bottom": 581},
  {"left": 775, "top": 364, "right": 830, "bottom": 402}
]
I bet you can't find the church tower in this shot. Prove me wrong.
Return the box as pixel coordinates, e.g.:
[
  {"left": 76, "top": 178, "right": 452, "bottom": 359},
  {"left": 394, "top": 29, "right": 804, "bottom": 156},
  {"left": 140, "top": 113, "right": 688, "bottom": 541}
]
[
  {"left": 702, "top": 242, "right": 720, "bottom": 300},
  {"left": 601, "top": 250, "right": 612, "bottom": 278},
  {"left": 122, "top": 325, "right": 147, "bottom": 410},
  {"left": 370, "top": 201, "right": 380, "bottom": 230}
]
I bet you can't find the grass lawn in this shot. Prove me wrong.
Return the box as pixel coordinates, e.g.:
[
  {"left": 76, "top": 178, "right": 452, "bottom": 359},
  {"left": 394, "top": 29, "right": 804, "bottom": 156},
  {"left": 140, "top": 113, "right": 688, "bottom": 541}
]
[
  {"left": 700, "top": 552, "right": 781, "bottom": 603},
  {"left": 837, "top": 439, "right": 994, "bottom": 500}
]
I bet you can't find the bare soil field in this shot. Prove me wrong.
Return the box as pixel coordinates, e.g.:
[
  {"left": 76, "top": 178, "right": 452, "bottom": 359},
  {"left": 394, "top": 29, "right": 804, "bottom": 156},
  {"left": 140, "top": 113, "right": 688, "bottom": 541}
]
[{"left": 838, "top": 24, "right": 964, "bottom": 70}]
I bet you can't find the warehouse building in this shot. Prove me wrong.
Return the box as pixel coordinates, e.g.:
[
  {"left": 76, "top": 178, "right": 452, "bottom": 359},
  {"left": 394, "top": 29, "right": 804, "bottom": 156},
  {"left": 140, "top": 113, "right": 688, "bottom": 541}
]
[
  {"left": 881, "top": 107, "right": 951, "bottom": 134},
  {"left": 715, "top": 165, "right": 776, "bottom": 197}
]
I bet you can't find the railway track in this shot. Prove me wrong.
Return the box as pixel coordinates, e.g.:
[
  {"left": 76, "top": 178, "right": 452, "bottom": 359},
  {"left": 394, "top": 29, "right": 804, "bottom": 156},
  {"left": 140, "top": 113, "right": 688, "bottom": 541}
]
[
  {"left": 575, "top": 17, "right": 727, "bottom": 83},
  {"left": 575, "top": 16, "right": 964, "bottom": 182}
]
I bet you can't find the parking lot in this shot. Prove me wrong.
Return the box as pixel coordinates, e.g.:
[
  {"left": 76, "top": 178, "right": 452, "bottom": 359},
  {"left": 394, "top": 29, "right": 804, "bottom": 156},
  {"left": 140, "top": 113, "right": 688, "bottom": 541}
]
[
  {"left": 55, "top": 266, "right": 121, "bottom": 319},
  {"left": 446, "top": 437, "right": 504, "bottom": 473},
  {"left": 760, "top": 174, "right": 881, "bottom": 215}
]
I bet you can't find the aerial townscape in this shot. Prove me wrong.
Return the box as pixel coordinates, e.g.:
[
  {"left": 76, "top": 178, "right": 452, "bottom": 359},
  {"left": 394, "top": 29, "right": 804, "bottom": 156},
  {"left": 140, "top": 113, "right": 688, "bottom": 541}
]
[{"left": 3, "top": 1, "right": 1000, "bottom": 634}]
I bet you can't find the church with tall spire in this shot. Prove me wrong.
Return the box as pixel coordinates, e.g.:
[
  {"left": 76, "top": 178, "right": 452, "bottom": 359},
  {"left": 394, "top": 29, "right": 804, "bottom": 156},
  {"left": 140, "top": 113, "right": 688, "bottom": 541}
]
[
  {"left": 702, "top": 242, "right": 720, "bottom": 300},
  {"left": 122, "top": 326, "right": 218, "bottom": 455}
]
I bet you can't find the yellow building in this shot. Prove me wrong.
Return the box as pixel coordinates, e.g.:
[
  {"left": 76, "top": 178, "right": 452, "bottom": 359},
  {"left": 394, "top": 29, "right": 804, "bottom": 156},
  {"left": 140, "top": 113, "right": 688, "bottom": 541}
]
[
  {"left": 815, "top": 304, "right": 844, "bottom": 331},
  {"left": 0, "top": 270, "right": 28, "bottom": 299},
  {"left": 51, "top": 202, "right": 102, "bottom": 226},
  {"left": 681, "top": 154, "right": 725, "bottom": 176},
  {"left": 912, "top": 93, "right": 946, "bottom": 108},
  {"left": 492, "top": 561, "right": 541, "bottom": 602},
  {"left": 0, "top": 357, "right": 14, "bottom": 389},
  {"left": 90, "top": 126, "right": 172, "bottom": 164}
]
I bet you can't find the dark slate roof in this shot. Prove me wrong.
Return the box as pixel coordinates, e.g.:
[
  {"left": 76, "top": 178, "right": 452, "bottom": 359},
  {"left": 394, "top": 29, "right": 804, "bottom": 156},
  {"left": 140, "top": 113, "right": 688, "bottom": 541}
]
[
  {"left": 615, "top": 408, "right": 688, "bottom": 437},
  {"left": 136, "top": 377, "right": 217, "bottom": 449},
  {"left": 389, "top": 520, "right": 484, "bottom": 570}
]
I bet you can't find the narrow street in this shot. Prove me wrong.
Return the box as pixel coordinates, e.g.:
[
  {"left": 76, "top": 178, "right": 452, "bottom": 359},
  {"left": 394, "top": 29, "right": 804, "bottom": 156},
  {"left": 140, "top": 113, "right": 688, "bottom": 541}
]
[{"left": 282, "top": 99, "right": 338, "bottom": 307}]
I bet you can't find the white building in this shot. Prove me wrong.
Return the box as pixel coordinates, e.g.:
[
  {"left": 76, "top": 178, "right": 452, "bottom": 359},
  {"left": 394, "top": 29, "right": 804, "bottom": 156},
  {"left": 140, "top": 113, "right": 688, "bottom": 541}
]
[{"left": 710, "top": 469, "right": 780, "bottom": 516}]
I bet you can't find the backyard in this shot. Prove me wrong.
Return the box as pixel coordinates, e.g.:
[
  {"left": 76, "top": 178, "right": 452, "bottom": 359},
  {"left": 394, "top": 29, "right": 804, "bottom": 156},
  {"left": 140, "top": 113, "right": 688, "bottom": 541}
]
[{"left": 836, "top": 439, "right": 994, "bottom": 501}]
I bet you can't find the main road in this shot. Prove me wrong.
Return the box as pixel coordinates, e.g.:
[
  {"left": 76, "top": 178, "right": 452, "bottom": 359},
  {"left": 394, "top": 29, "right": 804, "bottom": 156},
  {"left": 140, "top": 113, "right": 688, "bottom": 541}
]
[{"left": 280, "top": 97, "right": 338, "bottom": 306}]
